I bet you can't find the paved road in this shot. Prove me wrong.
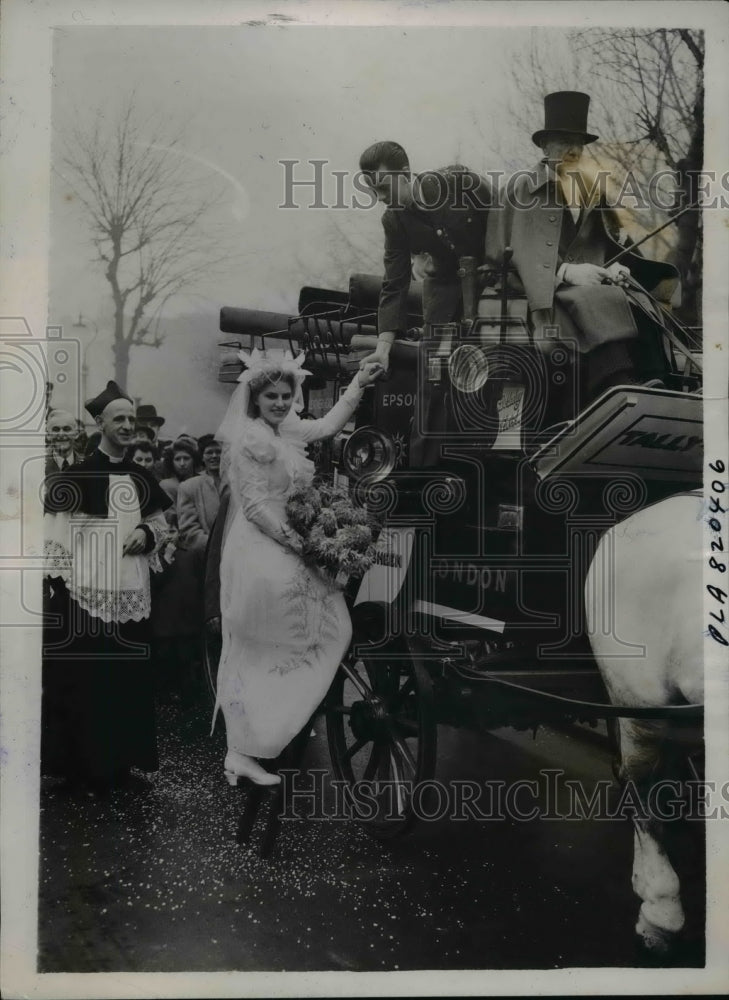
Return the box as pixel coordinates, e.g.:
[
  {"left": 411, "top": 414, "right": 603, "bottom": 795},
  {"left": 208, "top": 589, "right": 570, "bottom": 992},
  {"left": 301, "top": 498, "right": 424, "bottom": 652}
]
[{"left": 38, "top": 695, "right": 704, "bottom": 973}]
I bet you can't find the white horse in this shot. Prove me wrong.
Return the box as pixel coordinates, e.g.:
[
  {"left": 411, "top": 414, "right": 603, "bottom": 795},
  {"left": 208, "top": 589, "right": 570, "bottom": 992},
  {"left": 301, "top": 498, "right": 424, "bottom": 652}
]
[{"left": 585, "top": 492, "right": 704, "bottom": 954}]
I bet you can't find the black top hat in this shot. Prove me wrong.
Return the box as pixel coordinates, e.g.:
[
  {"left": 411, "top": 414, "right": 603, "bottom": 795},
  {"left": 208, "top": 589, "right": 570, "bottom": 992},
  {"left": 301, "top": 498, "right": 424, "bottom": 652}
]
[
  {"left": 135, "top": 403, "right": 166, "bottom": 427},
  {"left": 85, "top": 380, "right": 133, "bottom": 418},
  {"left": 532, "top": 91, "right": 598, "bottom": 147}
]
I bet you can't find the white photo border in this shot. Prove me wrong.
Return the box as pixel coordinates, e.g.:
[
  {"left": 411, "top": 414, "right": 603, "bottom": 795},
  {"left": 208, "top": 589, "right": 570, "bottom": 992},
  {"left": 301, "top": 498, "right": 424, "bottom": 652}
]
[{"left": 1, "top": 1, "right": 727, "bottom": 997}]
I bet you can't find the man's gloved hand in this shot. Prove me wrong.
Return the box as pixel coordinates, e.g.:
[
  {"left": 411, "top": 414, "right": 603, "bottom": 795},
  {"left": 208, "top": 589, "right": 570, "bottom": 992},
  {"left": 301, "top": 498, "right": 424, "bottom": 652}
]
[
  {"left": 562, "top": 262, "right": 611, "bottom": 286},
  {"left": 604, "top": 262, "right": 632, "bottom": 287}
]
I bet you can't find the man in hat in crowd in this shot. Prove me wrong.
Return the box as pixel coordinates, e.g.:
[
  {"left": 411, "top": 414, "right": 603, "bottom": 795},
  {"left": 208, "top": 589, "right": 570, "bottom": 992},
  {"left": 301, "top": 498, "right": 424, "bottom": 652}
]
[
  {"left": 357, "top": 140, "right": 493, "bottom": 465},
  {"left": 134, "top": 402, "right": 165, "bottom": 444},
  {"left": 43, "top": 381, "right": 172, "bottom": 788},
  {"left": 483, "top": 90, "right": 678, "bottom": 423},
  {"left": 135, "top": 402, "right": 168, "bottom": 478}
]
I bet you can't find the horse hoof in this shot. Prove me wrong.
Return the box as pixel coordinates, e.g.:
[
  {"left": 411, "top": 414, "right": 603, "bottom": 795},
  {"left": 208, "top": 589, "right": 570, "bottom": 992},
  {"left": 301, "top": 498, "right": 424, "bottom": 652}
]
[{"left": 635, "top": 912, "right": 680, "bottom": 955}]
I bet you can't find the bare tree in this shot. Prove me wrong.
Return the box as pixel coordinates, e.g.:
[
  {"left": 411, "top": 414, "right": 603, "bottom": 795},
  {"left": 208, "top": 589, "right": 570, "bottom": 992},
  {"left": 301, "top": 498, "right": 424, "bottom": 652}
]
[
  {"left": 288, "top": 214, "right": 382, "bottom": 295},
  {"left": 57, "top": 98, "right": 238, "bottom": 386},
  {"left": 574, "top": 28, "right": 703, "bottom": 327},
  {"left": 487, "top": 28, "right": 703, "bottom": 329}
]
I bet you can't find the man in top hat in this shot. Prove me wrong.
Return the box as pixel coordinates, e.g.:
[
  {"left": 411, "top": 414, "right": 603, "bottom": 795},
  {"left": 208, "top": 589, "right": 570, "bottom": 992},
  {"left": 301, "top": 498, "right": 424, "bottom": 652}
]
[
  {"left": 484, "top": 93, "right": 680, "bottom": 657},
  {"left": 484, "top": 91, "right": 678, "bottom": 421},
  {"left": 42, "top": 381, "right": 172, "bottom": 787},
  {"left": 357, "top": 140, "right": 494, "bottom": 465}
]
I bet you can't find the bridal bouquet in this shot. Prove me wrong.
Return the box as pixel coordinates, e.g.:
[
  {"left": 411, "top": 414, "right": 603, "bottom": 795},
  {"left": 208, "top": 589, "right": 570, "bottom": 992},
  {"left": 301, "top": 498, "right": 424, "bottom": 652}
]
[{"left": 286, "top": 481, "right": 378, "bottom": 586}]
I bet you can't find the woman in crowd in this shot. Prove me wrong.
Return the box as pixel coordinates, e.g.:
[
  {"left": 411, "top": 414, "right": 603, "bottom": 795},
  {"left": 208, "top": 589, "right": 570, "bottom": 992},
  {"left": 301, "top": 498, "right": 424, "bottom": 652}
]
[
  {"left": 153, "top": 437, "right": 202, "bottom": 701},
  {"left": 159, "top": 439, "right": 197, "bottom": 519},
  {"left": 214, "top": 349, "right": 382, "bottom": 785},
  {"left": 127, "top": 440, "right": 158, "bottom": 475}
]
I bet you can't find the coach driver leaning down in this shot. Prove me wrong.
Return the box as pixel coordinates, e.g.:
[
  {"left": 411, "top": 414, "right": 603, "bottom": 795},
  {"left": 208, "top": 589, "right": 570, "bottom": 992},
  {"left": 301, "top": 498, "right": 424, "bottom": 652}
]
[{"left": 359, "top": 140, "right": 493, "bottom": 366}]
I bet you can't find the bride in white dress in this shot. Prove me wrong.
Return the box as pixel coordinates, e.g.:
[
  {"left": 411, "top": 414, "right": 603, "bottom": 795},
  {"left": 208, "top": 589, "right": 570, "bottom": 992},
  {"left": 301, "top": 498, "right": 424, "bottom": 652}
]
[{"left": 214, "top": 349, "right": 382, "bottom": 786}]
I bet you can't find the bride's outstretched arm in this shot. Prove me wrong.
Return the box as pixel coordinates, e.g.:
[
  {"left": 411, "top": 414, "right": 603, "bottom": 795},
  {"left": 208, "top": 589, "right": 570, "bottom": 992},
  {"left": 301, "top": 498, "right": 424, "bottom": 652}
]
[
  {"left": 294, "top": 377, "right": 363, "bottom": 444},
  {"left": 294, "top": 364, "right": 382, "bottom": 443}
]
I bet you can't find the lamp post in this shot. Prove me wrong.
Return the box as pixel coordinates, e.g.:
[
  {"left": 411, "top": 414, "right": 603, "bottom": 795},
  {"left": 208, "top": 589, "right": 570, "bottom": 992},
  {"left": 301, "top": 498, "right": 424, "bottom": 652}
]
[{"left": 73, "top": 312, "right": 100, "bottom": 415}]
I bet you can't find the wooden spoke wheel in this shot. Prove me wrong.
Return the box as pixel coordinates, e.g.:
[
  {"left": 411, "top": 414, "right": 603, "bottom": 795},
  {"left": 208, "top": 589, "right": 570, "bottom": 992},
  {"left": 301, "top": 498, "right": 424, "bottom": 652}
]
[{"left": 325, "top": 649, "right": 437, "bottom": 840}]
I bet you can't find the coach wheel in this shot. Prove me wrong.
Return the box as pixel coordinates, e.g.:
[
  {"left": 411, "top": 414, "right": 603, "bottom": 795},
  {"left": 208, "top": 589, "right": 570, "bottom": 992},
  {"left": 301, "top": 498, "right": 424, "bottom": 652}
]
[{"left": 325, "top": 649, "right": 437, "bottom": 840}]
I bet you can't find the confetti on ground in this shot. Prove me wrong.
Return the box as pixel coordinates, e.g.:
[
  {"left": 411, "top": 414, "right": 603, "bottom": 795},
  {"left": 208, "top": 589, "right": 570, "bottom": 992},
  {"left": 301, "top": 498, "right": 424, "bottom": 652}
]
[{"left": 37, "top": 690, "right": 706, "bottom": 972}]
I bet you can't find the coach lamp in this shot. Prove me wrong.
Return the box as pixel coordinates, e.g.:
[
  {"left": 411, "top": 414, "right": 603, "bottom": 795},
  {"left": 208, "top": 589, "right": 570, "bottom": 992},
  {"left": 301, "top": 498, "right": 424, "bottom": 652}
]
[{"left": 341, "top": 425, "right": 397, "bottom": 483}]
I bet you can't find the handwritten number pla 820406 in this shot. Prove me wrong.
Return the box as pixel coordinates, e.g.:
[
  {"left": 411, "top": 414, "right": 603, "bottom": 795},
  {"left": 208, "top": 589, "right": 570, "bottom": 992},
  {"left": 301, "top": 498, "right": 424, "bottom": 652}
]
[{"left": 706, "top": 459, "right": 728, "bottom": 646}]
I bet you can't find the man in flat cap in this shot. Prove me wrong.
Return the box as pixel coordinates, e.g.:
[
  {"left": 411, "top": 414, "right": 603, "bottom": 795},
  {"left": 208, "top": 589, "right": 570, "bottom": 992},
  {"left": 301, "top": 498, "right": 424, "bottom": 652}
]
[
  {"left": 358, "top": 140, "right": 493, "bottom": 465},
  {"left": 43, "top": 381, "right": 172, "bottom": 788},
  {"left": 484, "top": 91, "right": 678, "bottom": 430}
]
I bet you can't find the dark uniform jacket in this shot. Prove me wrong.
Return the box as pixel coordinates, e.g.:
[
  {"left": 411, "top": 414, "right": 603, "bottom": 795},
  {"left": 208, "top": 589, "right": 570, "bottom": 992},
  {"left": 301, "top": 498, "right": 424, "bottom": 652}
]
[{"left": 379, "top": 166, "right": 492, "bottom": 335}]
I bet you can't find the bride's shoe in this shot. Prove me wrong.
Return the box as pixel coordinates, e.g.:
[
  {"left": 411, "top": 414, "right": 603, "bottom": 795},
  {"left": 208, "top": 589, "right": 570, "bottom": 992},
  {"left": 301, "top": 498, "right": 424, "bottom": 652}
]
[{"left": 224, "top": 751, "right": 281, "bottom": 787}]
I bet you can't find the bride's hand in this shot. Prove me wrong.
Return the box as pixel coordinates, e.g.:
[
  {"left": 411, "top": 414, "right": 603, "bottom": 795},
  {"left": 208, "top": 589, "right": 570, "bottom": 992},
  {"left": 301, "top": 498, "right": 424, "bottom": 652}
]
[
  {"left": 357, "top": 362, "right": 385, "bottom": 388},
  {"left": 281, "top": 525, "right": 303, "bottom": 554}
]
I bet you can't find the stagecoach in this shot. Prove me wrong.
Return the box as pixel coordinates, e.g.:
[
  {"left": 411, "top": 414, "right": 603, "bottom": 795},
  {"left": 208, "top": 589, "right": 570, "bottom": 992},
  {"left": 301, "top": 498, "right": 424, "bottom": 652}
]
[{"left": 210, "top": 252, "right": 704, "bottom": 850}]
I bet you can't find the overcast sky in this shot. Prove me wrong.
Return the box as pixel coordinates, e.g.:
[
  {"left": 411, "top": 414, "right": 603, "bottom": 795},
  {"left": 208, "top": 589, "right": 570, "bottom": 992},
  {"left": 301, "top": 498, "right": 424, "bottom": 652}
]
[
  {"left": 47, "top": 24, "right": 555, "bottom": 431},
  {"left": 50, "top": 24, "right": 540, "bottom": 312},
  {"left": 44, "top": 21, "right": 704, "bottom": 433}
]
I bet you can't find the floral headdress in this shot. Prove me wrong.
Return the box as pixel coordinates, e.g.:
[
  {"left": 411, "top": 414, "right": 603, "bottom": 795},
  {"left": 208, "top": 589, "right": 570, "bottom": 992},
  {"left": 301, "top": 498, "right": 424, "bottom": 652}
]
[{"left": 216, "top": 347, "right": 312, "bottom": 447}]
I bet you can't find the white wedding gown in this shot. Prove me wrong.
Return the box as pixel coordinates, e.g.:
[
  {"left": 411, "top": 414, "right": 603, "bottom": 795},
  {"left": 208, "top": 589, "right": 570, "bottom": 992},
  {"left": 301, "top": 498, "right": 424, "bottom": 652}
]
[{"left": 215, "top": 380, "right": 363, "bottom": 758}]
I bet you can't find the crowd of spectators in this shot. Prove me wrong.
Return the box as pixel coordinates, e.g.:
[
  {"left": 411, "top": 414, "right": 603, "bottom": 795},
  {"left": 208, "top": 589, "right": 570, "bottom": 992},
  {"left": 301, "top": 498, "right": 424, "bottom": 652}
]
[{"left": 45, "top": 400, "right": 224, "bottom": 706}]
